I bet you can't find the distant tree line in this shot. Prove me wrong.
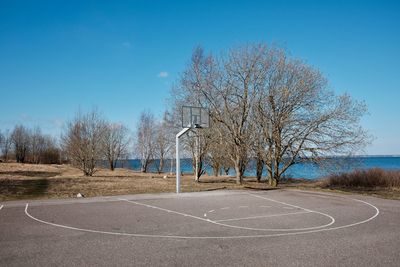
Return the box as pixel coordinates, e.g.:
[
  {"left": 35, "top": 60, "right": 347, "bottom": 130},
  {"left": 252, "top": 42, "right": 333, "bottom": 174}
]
[
  {"left": 0, "top": 109, "right": 174, "bottom": 177},
  {"left": 0, "top": 126, "right": 60, "bottom": 164}
]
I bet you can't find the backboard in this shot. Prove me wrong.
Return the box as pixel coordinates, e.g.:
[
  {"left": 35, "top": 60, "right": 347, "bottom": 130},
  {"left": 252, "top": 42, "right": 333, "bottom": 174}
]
[{"left": 182, "top": 106, "right": 210, "bottom": 128}]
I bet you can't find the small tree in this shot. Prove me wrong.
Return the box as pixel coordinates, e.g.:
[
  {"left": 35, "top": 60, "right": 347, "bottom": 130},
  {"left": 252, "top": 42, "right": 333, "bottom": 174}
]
[
  {"left": 101, "top": 123, "right": 130, "bottom": 171},
  {"left": 40, "top": 136, "right": 61, "bottom": 164},
  {"left": 154, "top": 113, "right": 173, "bottom": 173},
  {"left": 184, "top": 130, "right": 208, "bottom": 181},
  {"left": 135, "top": 111, "right": 156, "bottom": 172},
  {"left": 62, "top": 110, "right": 106, "bottom": 176},
  {"left": 11, "top": 125, "right": 30, "bottom": 163},
  {"left": 30, "top": 126, "right": 46, "bottom": 164},
  {"left": 0, "top": 130, "right": 3, "bottom": 161}
]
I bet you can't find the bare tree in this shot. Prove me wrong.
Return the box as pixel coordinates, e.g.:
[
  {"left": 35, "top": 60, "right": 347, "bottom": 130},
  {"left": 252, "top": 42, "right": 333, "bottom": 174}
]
[
  {"left": 135, "top": 111, "right": 156, "bottom": 173},
  {"left": 40, "top": 136, "right": 61, "bottom": 164},
  {"left": 11, "top": 125, "right": 30, "bottom": 163},
  {"left": 101, "top": 123, "right": 130, "bottom": 171},
  {"left": 173, "top": 44, "right": 369, "bottom": 185},
  {"left": 175, "top": 46, "right": 264, "bottom": 184},
  {"left": 205, "top": 125, "right": 234, "bottom": 176},
  {"left": 0, "top": 130, "right": 3, "bottom": 161},
  {"left": 30, "top": 126, "right": 46, "bottom": 164},
  {"left": 252, "top": 129, "right": 266, "bottom": 182},
  {"left": 0, "top": 130, "right": 11, "bottom": 162},
  {"left": 154, "top": 112, "right": 173, "bottom": 173},
  {"left": 184, "top": 129, "right": 209, "bottom": 181},
  {"left": 3, "top": 126, "right": 60, "bottom": 164},
  {"left": 253, "top": 48, "right": 369, "bottom": 186},
  {"left": 62, "top": 110, "right": 106, "bottom": 176}
]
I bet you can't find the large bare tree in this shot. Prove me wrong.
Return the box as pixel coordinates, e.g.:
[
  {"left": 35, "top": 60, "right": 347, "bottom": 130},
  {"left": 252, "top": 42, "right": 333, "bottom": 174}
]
[
  {"left": 101, "top": 123, "right": 130, "bottom": 171},
  {"left": 135, "top": 110, "right": 156, "bottom": 172},
  {"left": 175, "top": 46, "right": 264, "bottom": 184},
  {"left": 253, "top": 49, "right": 369, "bottom": 185},
  {"left": 173, "top": 44, "right": 369, "bottom": 185},
  {"left": 62, "top": 110, "right": 106, "bottom": 176}
]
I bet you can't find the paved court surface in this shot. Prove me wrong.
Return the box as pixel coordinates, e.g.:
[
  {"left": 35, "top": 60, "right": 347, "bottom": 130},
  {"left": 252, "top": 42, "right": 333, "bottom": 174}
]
[{"left": 1, "top": 189, "right": 399, "bottom": 266}]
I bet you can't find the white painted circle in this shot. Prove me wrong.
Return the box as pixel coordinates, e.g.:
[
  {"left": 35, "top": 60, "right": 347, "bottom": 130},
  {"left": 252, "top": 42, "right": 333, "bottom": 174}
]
[{"left": 24, "top": 191, "right": 380, "bottom": 239}]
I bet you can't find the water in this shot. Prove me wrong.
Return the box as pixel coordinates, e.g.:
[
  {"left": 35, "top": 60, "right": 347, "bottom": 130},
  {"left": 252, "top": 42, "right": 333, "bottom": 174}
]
[{"left": 114, "top": 156, "right": 400, "bottom": 180}]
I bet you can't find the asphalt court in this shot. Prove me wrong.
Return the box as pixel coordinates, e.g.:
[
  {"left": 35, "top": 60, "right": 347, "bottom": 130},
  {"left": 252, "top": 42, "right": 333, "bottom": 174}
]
[
  {"left": 16, "top": 190, "right": 379, "bottom": 238},
  {"left": 2, "top": 189, "right": 400, "bottom": 266}
]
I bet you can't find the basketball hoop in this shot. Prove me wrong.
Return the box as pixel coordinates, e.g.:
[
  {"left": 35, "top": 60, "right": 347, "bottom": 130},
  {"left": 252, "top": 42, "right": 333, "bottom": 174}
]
[
  {"left": 176, "top": 106, "right": 209, "bottom": 193},
  {"left": 182, "top": 106, "right": 210, "bottom": 129}
]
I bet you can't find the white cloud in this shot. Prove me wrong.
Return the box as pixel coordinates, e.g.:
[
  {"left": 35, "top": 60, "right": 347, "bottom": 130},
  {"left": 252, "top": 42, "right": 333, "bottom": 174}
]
[{"left": 157, "top": 71, "right": 168, "bottom": 78}]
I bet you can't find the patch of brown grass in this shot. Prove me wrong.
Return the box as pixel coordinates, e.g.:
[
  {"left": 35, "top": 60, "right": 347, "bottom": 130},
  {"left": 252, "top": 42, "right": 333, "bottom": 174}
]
[
  {"left": 2, "top": 163, "right": 400, "bottom": 201},
  {"left": 0, "top": 163, "right": 270, "bottom": 201},
  {"left": 294, "top": 168, "right": 400, "bottom": 200},
  {"left": 322, "top": 168, "right": 400, "bottom": 188}
]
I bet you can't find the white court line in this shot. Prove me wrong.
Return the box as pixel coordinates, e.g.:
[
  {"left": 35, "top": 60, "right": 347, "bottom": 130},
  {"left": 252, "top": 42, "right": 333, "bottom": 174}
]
[
  {"left": 208, "top": 210, "right": 215, "bottom": 213},
  {"left": 259, "top": 205, "right": 271, "bottom": 208},
  {"left": 221, "top": 207, "right": 230, "bottom": 210},
  {"left": 248, "top": 193, "right": 314, "bottom": 211},
  {"left": 215, "top": 211, "right": 311, "bottom": 223},
  {"left": 24, "top": 191, "right": 380, "bottom": 239},
  {"left": 121, "top": 198, "right": 334, "bottom": 232}
]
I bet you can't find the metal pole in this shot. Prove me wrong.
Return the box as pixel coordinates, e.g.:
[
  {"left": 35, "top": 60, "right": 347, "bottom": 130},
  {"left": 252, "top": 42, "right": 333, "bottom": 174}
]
[
  {"left": 176, "top": 127, "right": 190, "bottom": 194},
  {"left": 176, "top": 135, "right": 180, "bottom": 193},
  {"left": 195, "top": 132, "right": 198, "bottom": 182}
]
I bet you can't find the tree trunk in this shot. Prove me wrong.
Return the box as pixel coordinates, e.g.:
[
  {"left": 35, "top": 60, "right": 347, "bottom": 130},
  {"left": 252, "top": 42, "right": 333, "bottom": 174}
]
[
  {"left": 234, "top": 165, "right": 242, "bottom": 184},
  {"left": 196, "top": 161, "right": 205, "bottom": 182},
  {"left": 256, "top": 157, "right": 264, "bottom": 182},
  {"left": 223, "top": 167, "right": 230, "bottom": 175},
  {"left": 266, "top": 164, "right": 277, "bottom": 187},
  {"left": 234, "top": 156, "right": 243, "bottom": 184},
  {"left": 213, "top": 164, "right": 220, "bottom": 177},
  {"left": 268, "top": 177, "right": 277, "bottom": 187},
  {"left": 273, "top": 158, "right": 280, "bottom": 186},
  {"left": 141, "top": 160, "right": 148, "bottom": 173},
  {"left": 158, "top": 157, "right": 164, "bottom": 174}
]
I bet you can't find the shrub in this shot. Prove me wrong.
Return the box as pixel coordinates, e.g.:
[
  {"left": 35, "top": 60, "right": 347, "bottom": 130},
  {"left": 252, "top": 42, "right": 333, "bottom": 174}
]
[{"left": 325, "top": 168, "right": 400, "bottom": 188}]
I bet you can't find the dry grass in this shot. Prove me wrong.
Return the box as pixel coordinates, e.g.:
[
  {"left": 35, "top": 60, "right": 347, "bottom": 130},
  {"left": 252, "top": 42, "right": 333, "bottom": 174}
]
[
  {"left": 0, "top": 163, "right": 272, "bottom": 201},
  {"left": 1, "top": 163, "right": 399, "bottom": 201},
  {"left": 322, "top": 168, "right": 400, "bottom": 188},
  {"left": 303, "top": 168, "right": 400, "bottom": 200}
]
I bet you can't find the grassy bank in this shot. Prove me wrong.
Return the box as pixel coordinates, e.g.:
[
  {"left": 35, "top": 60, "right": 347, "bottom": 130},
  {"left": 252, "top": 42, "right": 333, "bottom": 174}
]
[
  {"left": 324, "top": 168, "right": 400, "bottom": 187},
  {"left": 1, "top": 163, "right": 399, "bottom": 201},
  {"left": 0, "top": 163, "right": 267, "bottom": 201},
  {"left": 307, "top": 168, "right": 400, "bottom": 200}
]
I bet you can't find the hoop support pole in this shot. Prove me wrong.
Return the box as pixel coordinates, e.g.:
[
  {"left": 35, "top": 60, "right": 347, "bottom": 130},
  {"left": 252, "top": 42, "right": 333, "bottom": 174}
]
[{"left": 176, "top": 127, "right": 191, "bottom": 194}]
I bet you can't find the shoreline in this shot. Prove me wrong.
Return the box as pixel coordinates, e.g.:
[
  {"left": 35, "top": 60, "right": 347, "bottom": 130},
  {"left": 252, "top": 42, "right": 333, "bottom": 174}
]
[{"left": 1, "top": 162, "right": 399, "bottom": 201}]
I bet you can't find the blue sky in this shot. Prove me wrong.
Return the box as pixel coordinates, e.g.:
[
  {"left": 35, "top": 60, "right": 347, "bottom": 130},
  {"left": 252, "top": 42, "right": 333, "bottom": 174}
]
[{"left": 0, "top": 0, "right": 399, "bottom": 155}]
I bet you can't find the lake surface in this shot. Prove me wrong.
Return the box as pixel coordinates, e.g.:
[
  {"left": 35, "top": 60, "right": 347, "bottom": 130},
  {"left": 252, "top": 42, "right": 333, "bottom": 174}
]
[{"left": 116, "top": 156, "right": 400, "bottom": 180}]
